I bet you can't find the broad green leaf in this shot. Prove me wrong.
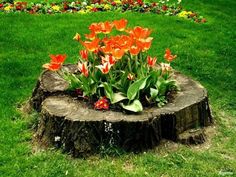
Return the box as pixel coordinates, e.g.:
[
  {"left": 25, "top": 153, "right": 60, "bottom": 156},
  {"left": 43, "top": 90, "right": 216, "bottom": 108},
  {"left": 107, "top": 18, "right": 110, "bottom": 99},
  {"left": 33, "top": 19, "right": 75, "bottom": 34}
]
[
  {"left": 101, "top": 82, "right": 113, "bottom": 101},
  {"left": 120, "top": 100, "right": 143, "bottom": 112},
  {"left": 127, "top": 77, "right": 148, "bottom": 100},
  {"left": 150, "top": 88, "right": 159, "bottom": 99},
  {"left": 111, "top": 92, "right": 127, "bottom": 104}
]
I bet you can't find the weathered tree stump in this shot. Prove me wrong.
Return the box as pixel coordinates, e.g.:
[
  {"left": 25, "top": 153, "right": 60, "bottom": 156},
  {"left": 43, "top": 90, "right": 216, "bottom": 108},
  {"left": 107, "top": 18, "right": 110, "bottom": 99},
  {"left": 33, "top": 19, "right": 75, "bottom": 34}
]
[{"left": 30, "top": 65, "right": 213, "bottom": 157}]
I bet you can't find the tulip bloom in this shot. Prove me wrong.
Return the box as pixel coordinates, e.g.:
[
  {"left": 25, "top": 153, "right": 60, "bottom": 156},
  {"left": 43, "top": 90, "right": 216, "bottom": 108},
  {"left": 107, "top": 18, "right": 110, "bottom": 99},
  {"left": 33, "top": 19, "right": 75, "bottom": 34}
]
[
  {"left": 80, "top": 50, "right": 88, "bottom": 60},
  {"left": 101, "top": 55, "right": 116, "bottom": 66},
  {"left": 113, "top": 19, "right": 128, "bottom": 31},
  {"left": 96, "top": 62, "right": 111, "bottom": 74},
  {"left": 164, "top": 48, "right": 177, "bottom": 62},
  {"left": 137, "top": 37, "right": 153, "bottom": 52},
  {"left": 147, "top": 56, "right": 157, "bottom": 67},
  {"left": 85, "top": 32, "right": 96, "bottom": 40},
  {"left": 73, "top": 33, "right": 81, "bottom": 41},
  {"left": 129, "top": 46, "right": 140, "bottom": 56},
  {"left": 160, "top": 62, "right": 172, "bottom": 73},
  {"left": 100, "top": 44, "right": 112, "bottom": 54},
  {"left": 129, "top": 26, "right": 152, "bottom": 40},
  {"left": 78, "top": 62, "right": 89, "bottom": 77},
  {"left": 43, "top": 54, "right": 67, "bottom": 71},
  {"left": 101, "top": 21, "right": 114, "bottom": 34},
  {"left": 127, "top": 73, "right": 135, "bottom": 80},
  {"left": 89, "top": 23, "right": 102, "bottom": 34},
  {"left": 42, "top": 63, "right": 61, "bottom": 71},
  {"left": 49, "top": 54, "right": 67, "bottom": 64},
  {"left": 82, "top": 38, "right": 100, "bottom": 52},
  {"left": 112, "top": 48, "right": 125, "bottom": 60}
]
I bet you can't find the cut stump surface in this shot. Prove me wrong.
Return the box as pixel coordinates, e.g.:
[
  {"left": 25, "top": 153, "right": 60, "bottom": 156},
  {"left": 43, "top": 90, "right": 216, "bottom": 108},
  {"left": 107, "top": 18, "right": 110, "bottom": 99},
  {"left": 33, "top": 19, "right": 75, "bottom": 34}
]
[{"left": 31, "top": 65, "right": 213, "bottom": 157}]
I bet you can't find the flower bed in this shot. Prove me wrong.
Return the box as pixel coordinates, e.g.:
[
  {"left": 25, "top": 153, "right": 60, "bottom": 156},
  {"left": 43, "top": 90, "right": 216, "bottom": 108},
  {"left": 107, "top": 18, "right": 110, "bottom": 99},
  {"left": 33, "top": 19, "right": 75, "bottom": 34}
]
[
  {"left": 0, "top": 0, "right": 207, "bottom": 23},
  {"left": 41, "top": 19, "right": 180, "bottom": 113}
]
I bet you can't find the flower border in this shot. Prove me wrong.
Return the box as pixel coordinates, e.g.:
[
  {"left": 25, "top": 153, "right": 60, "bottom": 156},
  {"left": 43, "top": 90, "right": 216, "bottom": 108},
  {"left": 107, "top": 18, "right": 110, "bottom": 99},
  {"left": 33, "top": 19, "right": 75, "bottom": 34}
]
[{"left": 0, "top": 1, "right": 207, "bottom": 23}]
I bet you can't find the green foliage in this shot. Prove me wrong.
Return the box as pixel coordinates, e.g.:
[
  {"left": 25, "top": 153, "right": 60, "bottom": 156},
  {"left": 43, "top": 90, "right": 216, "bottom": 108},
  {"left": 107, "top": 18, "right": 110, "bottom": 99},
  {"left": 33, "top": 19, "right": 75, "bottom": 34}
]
[{"left": 127, "top": 77, "right": 149, "bottom": 100}]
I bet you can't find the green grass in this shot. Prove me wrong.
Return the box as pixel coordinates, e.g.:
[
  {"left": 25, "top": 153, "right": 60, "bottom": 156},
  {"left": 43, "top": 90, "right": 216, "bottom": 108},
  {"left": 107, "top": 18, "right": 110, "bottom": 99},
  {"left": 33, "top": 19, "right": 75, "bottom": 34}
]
[{"left": 0, "top": 0, "right": 236, "bottom": 176}]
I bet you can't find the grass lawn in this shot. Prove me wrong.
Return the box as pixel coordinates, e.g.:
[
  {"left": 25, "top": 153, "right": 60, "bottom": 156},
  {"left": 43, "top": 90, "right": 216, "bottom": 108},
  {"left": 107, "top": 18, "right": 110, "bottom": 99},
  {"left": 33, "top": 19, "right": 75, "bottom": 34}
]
[{"left": 0, "top": 0, "right": 236, "bottom": 176}]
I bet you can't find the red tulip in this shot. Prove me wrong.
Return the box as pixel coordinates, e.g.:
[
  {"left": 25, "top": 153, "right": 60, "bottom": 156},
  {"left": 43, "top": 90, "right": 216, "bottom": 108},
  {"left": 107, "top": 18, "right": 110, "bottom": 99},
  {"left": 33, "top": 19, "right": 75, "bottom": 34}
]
[
  {"left": 50, "top": 54, "right": 67, "bottom": 64},
  {"left": 164, "top": 48, "right": 177, "bottom": 62},
  {"left": 96, "top": 62, "right": 111, "bottom": 74},
  {"left": 80, "top": 50, "right": 88, "bottom": 60},
  {"left": 42, "top": 63, "right": 61, "bottom": 71},
  {"left": 78, "top": 62, "right": 89, "bottom": 77},
  {"left": 42, "top": 54, "right": 67, "bottom": 71},
  {"left": 147, "top": 56, "right": 157, "bottom": 67},
  {"left": 101, "top": 55, "right": 116, "bottom": 66}
]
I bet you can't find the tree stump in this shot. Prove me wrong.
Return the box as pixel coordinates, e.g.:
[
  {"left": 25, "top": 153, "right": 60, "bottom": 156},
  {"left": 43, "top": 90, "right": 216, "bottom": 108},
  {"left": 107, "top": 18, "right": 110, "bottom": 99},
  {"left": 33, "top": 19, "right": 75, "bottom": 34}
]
[{"left": 30, "top": 65, "right": 213, "bottom": 157}]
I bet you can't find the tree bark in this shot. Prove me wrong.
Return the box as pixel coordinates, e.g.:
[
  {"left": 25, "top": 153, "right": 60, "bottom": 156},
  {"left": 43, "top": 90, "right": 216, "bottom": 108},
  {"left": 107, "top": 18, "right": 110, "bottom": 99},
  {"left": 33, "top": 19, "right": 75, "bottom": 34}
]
[{"left": 31, "top": 65, "right": 213, "bottom": 157}]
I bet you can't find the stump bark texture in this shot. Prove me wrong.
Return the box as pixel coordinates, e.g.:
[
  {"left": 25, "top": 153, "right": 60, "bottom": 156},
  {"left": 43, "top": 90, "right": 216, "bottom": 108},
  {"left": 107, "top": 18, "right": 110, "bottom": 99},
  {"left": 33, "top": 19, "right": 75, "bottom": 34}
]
[{"left": 30, "top": 65, "right": 213, "bottom": 157}]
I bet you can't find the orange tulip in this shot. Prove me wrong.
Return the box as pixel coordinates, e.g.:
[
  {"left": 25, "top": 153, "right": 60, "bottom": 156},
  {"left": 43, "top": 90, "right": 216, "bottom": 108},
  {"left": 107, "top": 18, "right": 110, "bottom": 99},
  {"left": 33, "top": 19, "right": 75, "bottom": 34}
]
[
  {"left": 42, "top": 63, "right": 61, "bottom": 71},
  {"left": 147, "top": 56, "right": 157, "bottom": 67},
  {"left": 43, "top": 54, "right": 67, "bottom": 71},
  {"left": 120, "top": 35, "right": 133, "bottom": 52},
  {"left": 80, "top": 50, "right": 88, "bottom": 60},
  {"left": 164, "top": 48, "right": 177, "bottom": 62},
  {"left": 100, "top": 44, "right": 112, "bottom": 54},
  {"left": 112, "top": 48, "right": 125, "bottom": 60},
  {"left": 136, "top": 37, "right": 153, "bottom": 52},
  {"left": 101, "top": 21, "right": 114, "bottom": 34},
  {"left": 113, "top": 19, "right": 128, "bottom": 31},
  {"left": 78, "top": 62, "right": 89, "bottom": 77},
  {"left": 89, "top": 22, "right": 102, "bottom": 34},
  {"left": 129, "top": 26, "right": 151, "bottom": 39},
  {"left": 82, "top": 38, "right": 100, "bottom": 52},
  {"left": 85, "top": 32, "right": 96, "bottom": 40},
  {"left": 129, "top": 45, "right": 140, "bottom": 56},
  {"left": 49, "top": 54, "right": 67, "bottom": 64}
]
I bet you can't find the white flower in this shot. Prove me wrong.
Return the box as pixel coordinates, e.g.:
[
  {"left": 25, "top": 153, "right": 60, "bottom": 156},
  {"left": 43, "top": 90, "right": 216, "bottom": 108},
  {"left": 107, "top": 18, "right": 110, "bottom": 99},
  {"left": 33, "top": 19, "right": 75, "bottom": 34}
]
[{"left": 54, "top": 136, "right": 61, "bottom": 142}]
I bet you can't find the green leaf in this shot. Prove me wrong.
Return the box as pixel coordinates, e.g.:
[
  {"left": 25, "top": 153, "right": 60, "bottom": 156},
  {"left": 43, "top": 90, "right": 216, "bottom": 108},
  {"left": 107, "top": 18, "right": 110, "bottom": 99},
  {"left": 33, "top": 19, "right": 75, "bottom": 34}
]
[
  {"left": 127, "top": 77, "right": 148, "bottom": 100},
  {"left": 150, "top": 88, "right": 159, "bottom": 99},
  {"left": 120, "top": 100, "right": 143, "bottom": 112},
  {"left": 101, "top": 82, "right": 113, "bottom": 101},
  {"left": 111, "top": 92, "right": 127, "bottom": 104}
]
